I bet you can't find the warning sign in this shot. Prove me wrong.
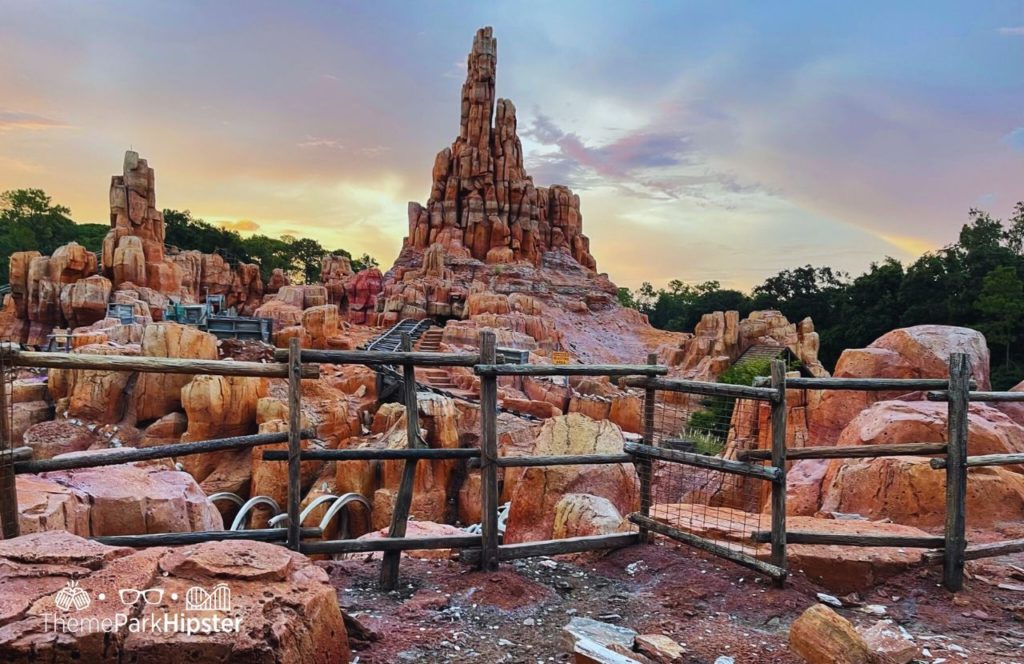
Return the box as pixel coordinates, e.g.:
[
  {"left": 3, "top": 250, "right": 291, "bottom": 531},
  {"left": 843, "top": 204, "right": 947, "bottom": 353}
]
[{"left": 551, "top": 351, "right": 571, "bottom": 365}]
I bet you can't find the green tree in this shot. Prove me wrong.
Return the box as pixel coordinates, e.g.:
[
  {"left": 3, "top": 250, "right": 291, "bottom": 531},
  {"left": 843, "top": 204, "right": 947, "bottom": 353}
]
[
  {"left": 0, "top": 189, "right": 79, "bottom": 282},
  {"left": 974, "top": 265, "right": 1024, "bottom": 365}
]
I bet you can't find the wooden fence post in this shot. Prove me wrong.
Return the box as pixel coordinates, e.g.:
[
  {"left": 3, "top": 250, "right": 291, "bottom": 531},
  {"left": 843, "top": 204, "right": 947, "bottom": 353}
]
[
  {"left": 479, "top": 331, "right": 499, "bottom": 571},
  {"left": 0, "top": 362, "right": 18, "bottom": 540},
  {"left": 944, "top": 352, "right": 970, "bottom": 591},
  {"left": 381, "top": 333, "right": 422, "bottom": 589},
  {"left": 637, "top": 352, "right": 657, "bottom": 544},
  {"left": 286, "top": 337, "right": 302, "bottom": 551},
  {"left": 769, "top": 359, "right": 788, "bottom": 586}
]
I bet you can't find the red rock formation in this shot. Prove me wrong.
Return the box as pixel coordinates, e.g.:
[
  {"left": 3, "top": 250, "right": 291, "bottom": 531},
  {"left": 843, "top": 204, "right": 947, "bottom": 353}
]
[
  {"left": 405, "top": 28, "right": 596, "bottom": 270},
  {"left": 321, "top": 254, "right": 354, "bottom": 306},
  {"left": 0, "top": 532, "right": 350, "bottom": 662},
  {"left": 809, "top": 325, "right": 992, "bottom": 444},
  {"left": 345, "top": 267, "right": 383, "bottom": 324},
  {"left": 265, "top": 267, "right": 290, "bottom": 294}
]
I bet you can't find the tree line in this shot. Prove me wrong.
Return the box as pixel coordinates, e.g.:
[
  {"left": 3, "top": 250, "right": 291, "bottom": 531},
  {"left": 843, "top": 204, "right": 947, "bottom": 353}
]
[
  {"left": 0, "top": 188, "right": 377, "bottom": 284},
  {"left": 619, "top": 204, "right": 1024, "bottom": 390}
]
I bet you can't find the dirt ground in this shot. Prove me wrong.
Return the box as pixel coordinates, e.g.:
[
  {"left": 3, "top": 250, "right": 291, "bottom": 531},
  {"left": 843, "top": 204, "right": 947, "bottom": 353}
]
[{"left": 320, "top": 541, "right": 1024, "bottom": 664}]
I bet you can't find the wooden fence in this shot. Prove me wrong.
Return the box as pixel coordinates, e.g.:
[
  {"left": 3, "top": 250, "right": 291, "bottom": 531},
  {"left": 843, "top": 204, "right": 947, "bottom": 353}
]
[{"left": 1, "top": 339, "right": 1022, "bottom": 593}]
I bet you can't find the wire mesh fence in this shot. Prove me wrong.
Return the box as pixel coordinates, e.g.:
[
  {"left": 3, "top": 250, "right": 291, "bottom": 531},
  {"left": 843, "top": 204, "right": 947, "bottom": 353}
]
[{"left": 643, "top": 387, "right": 774, "bottom": 560}]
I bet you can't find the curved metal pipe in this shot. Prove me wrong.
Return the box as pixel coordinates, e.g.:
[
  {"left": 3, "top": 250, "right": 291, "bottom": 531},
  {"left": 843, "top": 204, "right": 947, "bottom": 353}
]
[
  {"left": 208, "top": 492, "right": 245, "bottom": 508},
  {"left": 229, "top": 496, "right": 282, "bottom": 531},
  {"left": 318, "top": 492, "right": 372, "bottom": 539}
]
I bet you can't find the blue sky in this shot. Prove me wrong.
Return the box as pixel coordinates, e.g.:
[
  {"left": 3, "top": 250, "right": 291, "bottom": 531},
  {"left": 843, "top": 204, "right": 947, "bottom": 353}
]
[{"left": 1, "top": 1, "right": 1021, "bottom": 289}]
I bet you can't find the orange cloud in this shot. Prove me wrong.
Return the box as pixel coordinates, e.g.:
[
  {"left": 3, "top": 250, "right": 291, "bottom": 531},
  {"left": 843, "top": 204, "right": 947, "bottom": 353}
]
[
  {"left": 0, "top": 111, "right": 69, "bottom": 132},
  {"left": 216, "top": 218, "right": 261, "bottom": 232}
]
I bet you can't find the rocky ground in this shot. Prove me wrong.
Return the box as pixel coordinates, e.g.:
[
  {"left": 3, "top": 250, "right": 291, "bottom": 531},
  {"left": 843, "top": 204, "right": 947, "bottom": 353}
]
[{"left": 326, "top": 540, "right": 1024, "bottom": 663}]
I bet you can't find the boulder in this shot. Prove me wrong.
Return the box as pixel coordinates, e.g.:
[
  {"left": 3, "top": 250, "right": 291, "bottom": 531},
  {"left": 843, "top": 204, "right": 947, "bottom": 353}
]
[
  {"left": 21, "top": 420, "right": 98, "bottom": 460},
  {"left": 789, "top": 604, "right": 873, "bottom": 664},
  {"left": 344, "top": 268, "right": 383, "bottom": 324},
  {"left": 350, "top": 521, "right": 468, "bottom": 560},
  {"left": 59, "top": 275, "right": 112, "bottom": 328},
  {"left": 551, "top": 493, "right": 627, "bottom": 539},
  {"left": 49, "top": 344, "right": 141, "bottom": 423},
  {"left": 820, "top": 456, "right": 1024, "bottom": 528},
  {"left": 504, "top": 414, "right": 638, "bottom": 543},
  {"left": 132, "top": 322, "right": 219, "bottom": 423},
  {"left": 0, "top": 533, "right": 350, "bottom": 663}
]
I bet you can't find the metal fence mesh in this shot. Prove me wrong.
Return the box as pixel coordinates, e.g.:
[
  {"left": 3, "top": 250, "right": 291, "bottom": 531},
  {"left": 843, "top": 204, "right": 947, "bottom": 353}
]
[{"left": 643, "top": 388, "right": 772, "bottom": 559}]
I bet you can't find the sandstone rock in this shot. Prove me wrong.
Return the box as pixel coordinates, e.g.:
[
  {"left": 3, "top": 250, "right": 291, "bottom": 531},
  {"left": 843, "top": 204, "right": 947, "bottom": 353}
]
[
  {"left": 8, "top": 251, "right": 41, "bottom": 319},
  {"left": 14, "top": 474, "right": 91, "bottom": 535},
  {"left": 11, "top": 401, "right": 51, "bottom": 445},
  {"left": 22, "top": 420, "right": 98, "bottom": 460},
  {"left": 789, "top": 604, "right": 874, "bottom": 664},
  {"left": 859, "top": 620, "right": 918, "bottom": 664},
  {"left": 810, "top": 326, "right": 992, "bottom": 443},
  {"left": 504, "top": 413, "right": 638, "bottom": 543},
  {"left": 254, "top": 298, "right": 304, "bottom": 330},
  {"left": 142, "top": 412, "right": 188, "bottom": 447},
  {"left": 345, "top": 267, "right": 383, "bottom": 324},
  {"left": 180, "top": 375, "right": 267, "bottom": 493},
  {"left": 820, "top": 456, "right": 1024, "bottom": 528},
  {"left": 351, "top": 521, "right": 468, "bottom": 560},
  {"left": 49, "top": 344, "right": 141, "bottom": 423},
  {"left": 266, "top": 267, "right": 290, "bottom": 294},
  {"left": 132, "top": 322, "right": 219, "bottom": 423},
  {"left": 59, "top": 274, "right": 111, "bottom": 328},
  {"left": 0, "top": 532, "right": 350, "bottom": 663},
  {"left": 551, "top": 493, "right": 627, "bottom": 539},
  {"left": 635, "top": 634, "right": 686, "bottom": 663}
]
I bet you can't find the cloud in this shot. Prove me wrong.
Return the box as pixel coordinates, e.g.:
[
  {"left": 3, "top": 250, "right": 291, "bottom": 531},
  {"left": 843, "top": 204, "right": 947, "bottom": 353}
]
[
  {"left": 296, "top": 136, "right": 345, "bottom": 149},
  {"left": 997, "top": 26, "right": 1024, "bottom": 36},
  {"left": 522, "top": 111, "right": 757, "bottom": 200},
  {"left": 0, "top": 111, "right": 69, "bottom": 132},
  {"left": 1003, "top": 127, "right": 1024, "bottom": 151},
  {"left": 217, "top": 219, "right": 261, "bottom": 232}
]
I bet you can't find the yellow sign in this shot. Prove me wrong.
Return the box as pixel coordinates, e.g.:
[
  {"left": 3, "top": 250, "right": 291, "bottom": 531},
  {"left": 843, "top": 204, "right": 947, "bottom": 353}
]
[{"left": 552, "top": 351, "right": 571, "bottom": 365}]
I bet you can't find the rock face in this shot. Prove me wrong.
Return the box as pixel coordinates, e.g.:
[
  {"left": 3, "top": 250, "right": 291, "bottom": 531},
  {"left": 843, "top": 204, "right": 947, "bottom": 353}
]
[
  {"left": 405, "top": 27, "right": 595, "bottom": 270},
  {"left": 131, "top": 322, "right": 219, "bottom": 422},
  {"left": 504, "top": 413, "right": 637, "bottom": 543},
  {"left": 809, "top": 325, "right": 991, "bottom": 444},
  {"left": 345, "top": 267, "right": 383, "bottom": 324},
  {"left": 16, "top": 460, "right": 222, "bottom": 536},
  {"left": 0, "top": 532, "right": 350, "bottom": 663}
]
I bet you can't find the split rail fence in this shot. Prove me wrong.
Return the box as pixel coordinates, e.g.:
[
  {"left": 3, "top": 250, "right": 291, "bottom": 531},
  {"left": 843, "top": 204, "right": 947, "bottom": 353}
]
[{"left": 0, "top": 337, "right": 1022, "bottom": 593}]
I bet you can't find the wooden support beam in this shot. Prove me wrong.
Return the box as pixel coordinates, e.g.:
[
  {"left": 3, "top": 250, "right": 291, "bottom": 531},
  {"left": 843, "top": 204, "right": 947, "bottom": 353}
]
[
  {"left": 926, "top": 390, "right": 1024, "bottom": 403},
  {"left": 272, "top": 348, "right": 479, "bottom": 367},
  {"left": 0, "top": 367, "right": 17, "bottom": 539},
  {"left": 479, "top": 331, "right": 500, "bottom": 572},
  {"left": 263, "top": 447, "right": 479, "bottom": 462},
  {"left": 944, "top": 353, "right": 970, "bottom": 592},
  {"left": 750, "top": 530, "right": 945, "bottom": 548},
  {"left": 474, "top": 363, "right": 667, "bottom": 377},
  {"left": 302, "top": 535, "right": 482, "bottom": 555},
  {"left": 922, "top": 538, "right": 1024, "bottom": 564},
  {"left": 622, "top": 376, "right": 777, "bottom": 402},
  {"left": 738, "top": 441, "right": 948, "bottom": 462},
  {"left": 460, "top": 533, "right": 640, "bottom": 564},
  {"left": 638, "top": 352, "right": 657, "bottom": 544},
  {"left": 91, "top": 527, "right": 323, "bottom": 547},
  {"left": 624, "top": 442, "right": 781, "bottom": 481},
  {"left": 0, "top": 447, "right": 32, "bottom": 463},
  {"left": 753, "top": 376, "right": 975, "bottom": 391},
  {"left": 629, "top": 513, "right": 786, "bottom": 580},
  {"left": 495, "top": 454, "right": 633, "bottom": 468},
  {"left": 381, "top": 333, "right": 422, "bottom": 590},
  {"left": 769, "top": 359, "right": 787, "bottom": 585},
  {"left": 15, "top": 429, "right": 315, "bottom": 474},
  {"left": 4, "top": 349, "right": 319, "bottom": 378},
  {"left": 286, "top": 337, "right": 303, "bottom": 551},
  {"left": 930, "top": 451, "right": 1024, "bottom": 469}
]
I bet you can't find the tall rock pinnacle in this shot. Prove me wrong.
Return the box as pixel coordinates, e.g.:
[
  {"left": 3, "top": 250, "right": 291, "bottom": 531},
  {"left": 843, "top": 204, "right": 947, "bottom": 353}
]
[{"left": 406, "top": 26, "right": 597, "bottom": 271}]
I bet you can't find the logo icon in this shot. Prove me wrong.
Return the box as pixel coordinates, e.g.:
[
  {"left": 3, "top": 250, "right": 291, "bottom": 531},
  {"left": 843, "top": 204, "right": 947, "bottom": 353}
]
[
  {"left": 118, "top": 588, "right": 165, "bottom": 606},
  {"left": 54, "top": 580, "right": 91, "bottom": 612},
  {"left": 185, "top": 584, "right": 231, "bottom": 611}
]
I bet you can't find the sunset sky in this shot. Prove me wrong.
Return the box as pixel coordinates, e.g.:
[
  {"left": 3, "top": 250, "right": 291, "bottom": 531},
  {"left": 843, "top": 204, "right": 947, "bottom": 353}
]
[{"left": 1, "top": 1, "right": 1022, "bottom": 290}]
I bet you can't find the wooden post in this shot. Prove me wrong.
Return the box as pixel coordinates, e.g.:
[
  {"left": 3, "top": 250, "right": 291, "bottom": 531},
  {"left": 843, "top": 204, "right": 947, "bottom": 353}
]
[
  {"left": 0, "top": 367, "right": 18, "bottom": 540},
  {"left": 380, "top": 333, "right": 422, "bottom": 589},
  {"left": 286, "top": 337, "right": 302, "bottom": 551},
  {"left": 479, "top": 331, "right": 499, "bottom": 571},
  {"left": 769, "top": 359, "right": 788, "bottom": 585},
  {"left": 636, "top": 353, "right": 657, "bottom": 544},
  {"left": 944, "top": 353, "right": 970, "bottom": 592}
]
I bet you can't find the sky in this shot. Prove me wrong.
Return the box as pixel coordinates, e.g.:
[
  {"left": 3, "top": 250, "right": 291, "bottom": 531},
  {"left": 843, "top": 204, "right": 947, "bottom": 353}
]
[{"left": 0, "top": 1, "right": 1022, "bottom": 290}]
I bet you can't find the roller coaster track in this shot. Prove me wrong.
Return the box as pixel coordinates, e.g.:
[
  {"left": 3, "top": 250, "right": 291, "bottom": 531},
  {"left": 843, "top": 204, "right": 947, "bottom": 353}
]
[{"left": 364, "top": 318, "right": 543, "bottom": 422}]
